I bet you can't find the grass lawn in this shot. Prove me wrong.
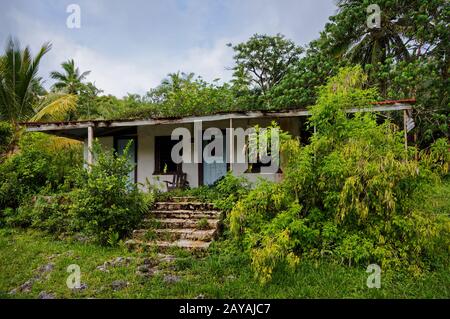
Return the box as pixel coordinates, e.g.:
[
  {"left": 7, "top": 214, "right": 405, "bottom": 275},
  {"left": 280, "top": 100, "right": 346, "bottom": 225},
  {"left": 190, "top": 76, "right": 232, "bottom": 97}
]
[{"left": 0, "top": 227, "right": 448, "bottom": 299}]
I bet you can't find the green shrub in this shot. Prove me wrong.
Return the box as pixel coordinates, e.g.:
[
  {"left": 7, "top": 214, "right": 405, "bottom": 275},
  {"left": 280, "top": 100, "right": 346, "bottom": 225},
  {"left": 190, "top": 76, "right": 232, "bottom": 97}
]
[
  {"left": 70, "top": 142, "right": 153, "bottom": 245},
  {"left": 153, "top": 173, "right": 250, "bottom": 210},
  {"left": 31, "top": 194, "right": 76, "bottom": 235},
  {"left": 3, "top": 140, "right": 154, "bottom": 245},
  {"left": 5, "top": 194, "right": 76, "bottom": 235},
  {"left": 213, "top": 173, "right": 250, "bottom": 213},
  {"left": 420, "top": 138, "right": 450, "bottom": 177},
  {"left": 229, "top": 67, "right": 450, "bottom": 283},
  {"left": 0, "top": 122, "right": 13, "bottom": 158},
  {"left": 0, "top": 133, "right": 82, "bottom": 211},
  {"left": 229, "top": 181, "right": 292, "bottom": 239}
]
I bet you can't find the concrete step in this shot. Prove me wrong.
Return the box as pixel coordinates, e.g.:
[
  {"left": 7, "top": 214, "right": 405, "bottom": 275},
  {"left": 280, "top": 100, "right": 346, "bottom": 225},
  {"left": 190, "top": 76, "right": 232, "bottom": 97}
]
[
  {"left": 128, "top": 197, "right": 220, "bottom": 253},
  {"left": 169, "top": 196, "right": 197, "bottom": 203},
  {"left": 149, "top": 210, "right": 221, "bottom": 219},
  {"left": 133, "top": 228, "right": 217, "bottom": 241},
  {"left": 154, "top": 202, "right": 215, "bottom": 211},
  {"left": 143, "top": 218, "right": 219, "bottom": 229},
  {"left": 125, "top": 239, "right": 211, "bottom": 251}
]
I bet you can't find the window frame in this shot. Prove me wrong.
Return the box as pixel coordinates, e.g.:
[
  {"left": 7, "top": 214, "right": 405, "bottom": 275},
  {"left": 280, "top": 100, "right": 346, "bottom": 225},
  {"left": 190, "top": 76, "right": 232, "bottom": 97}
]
[{"left": 153, "top": 135, "right": 180, "bottom": 175}]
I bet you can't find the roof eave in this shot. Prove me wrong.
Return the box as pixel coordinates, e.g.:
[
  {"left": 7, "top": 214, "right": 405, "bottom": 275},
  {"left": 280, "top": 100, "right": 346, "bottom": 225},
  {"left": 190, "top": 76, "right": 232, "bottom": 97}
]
[{"left": 21, "top": 99, "right": 415, "bottom": 134}]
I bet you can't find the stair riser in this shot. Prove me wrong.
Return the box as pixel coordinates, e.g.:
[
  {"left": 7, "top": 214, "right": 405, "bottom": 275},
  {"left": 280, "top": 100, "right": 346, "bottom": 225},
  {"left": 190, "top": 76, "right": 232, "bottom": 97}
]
[
  {"left": 169, "top": 197, "right": 196, "bottom": 203},
  {"left": 126, "top": 241, "right": 210, "bottom": 252},
  {"left": 149, "top": 212, "right": 220, "bottom": 219},
  {"left": 154, "top": 203, "right": 215, "bottom": 211},
  {"left": 143, "top": 219, "right": 218, "bottom": 229},
  {"left": 133, "top": 230, "right": 216, "bottom": 241}
]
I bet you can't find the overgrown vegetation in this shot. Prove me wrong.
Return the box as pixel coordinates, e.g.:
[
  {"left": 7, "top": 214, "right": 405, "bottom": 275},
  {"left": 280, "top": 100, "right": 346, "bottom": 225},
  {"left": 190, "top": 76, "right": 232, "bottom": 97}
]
[
  {"left": 153, "top": 172, "right": 250, "bottom": 212},
  {"left": 0, "top": 133, "right": 82, "bottom": 214},
  {"left": 228, "top": 67, "right": 450, "bottom": 283},
  {"left": 0, "top": 1, "right": 449, "bottom": 298},
  {"left": 70, "top": 143, "right": 153, "bottom": 245},
  {"left": 0, "top": 139, "right": 152, "bottom": 245}
]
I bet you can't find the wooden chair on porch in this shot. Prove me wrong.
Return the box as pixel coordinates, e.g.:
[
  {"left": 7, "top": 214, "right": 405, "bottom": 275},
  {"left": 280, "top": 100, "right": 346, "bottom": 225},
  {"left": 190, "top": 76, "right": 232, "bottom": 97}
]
[{"left": 164, "top": 171, "right": 189, "bottom": 191}]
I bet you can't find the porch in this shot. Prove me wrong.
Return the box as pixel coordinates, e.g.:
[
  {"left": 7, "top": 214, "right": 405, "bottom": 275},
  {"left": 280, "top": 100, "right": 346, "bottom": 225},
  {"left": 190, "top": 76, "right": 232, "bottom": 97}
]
[{"left": 21, "top": 99, "right": 415, "bottom": 191}]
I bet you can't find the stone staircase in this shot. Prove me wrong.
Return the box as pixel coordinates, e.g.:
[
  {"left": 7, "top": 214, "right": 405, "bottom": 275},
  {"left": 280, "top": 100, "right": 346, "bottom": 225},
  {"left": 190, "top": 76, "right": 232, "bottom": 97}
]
[{"left": 126, "top": 196, "right": 221, "bottom": 252}]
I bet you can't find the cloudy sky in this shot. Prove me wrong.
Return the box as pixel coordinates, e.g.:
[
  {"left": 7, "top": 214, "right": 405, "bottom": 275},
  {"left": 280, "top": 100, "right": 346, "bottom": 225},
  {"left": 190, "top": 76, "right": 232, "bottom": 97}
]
[{"left": 0, "top": 0, "right": 337, "bottom": 97}]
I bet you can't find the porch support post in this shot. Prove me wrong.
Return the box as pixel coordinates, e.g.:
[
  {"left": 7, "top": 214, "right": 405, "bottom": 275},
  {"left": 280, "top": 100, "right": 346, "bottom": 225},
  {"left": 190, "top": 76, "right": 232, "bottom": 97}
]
[
  {"left": 229, "top": 118, "right": 233, "bottom": 172},
  {"left": 403, "top": 110, "right": 408, "bottom": 151},
  {"left": 87, "top": 124, "right": 94, "bottom": 170}
]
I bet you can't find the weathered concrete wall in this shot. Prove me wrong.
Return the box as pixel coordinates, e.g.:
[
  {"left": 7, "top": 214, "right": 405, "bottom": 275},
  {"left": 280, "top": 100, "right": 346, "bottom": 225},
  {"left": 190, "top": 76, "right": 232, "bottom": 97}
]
[{"left": 137, "top": 123, "right": 199, "bottom": 191}]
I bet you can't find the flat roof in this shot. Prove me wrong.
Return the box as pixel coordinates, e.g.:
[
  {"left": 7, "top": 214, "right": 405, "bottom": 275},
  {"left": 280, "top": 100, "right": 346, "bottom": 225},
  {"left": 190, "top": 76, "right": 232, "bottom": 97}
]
[{"left": 20, "top": 99, "right": 415, "bottom": 140}]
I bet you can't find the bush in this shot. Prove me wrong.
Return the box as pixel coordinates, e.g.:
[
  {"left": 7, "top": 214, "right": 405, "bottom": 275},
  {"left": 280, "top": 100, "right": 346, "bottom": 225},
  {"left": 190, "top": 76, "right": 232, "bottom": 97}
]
[
  {"left": 5, "top": 194, "right": 76, "bottom": 235},
  {"left": 70, "top": 142, "right": 152, "bottom": 245},
  {"left": 229, "top": 181, "right": 291, "bottom": 239},
  {"left": 152, "top": 172, "right": 250, "bottom": 214},
  {"left": 2, "top": 140, "right": 152, "bottom": 246},
  {"left": 0, "top": 122, "right": 13, "bottom": 158},
  {"left": 419, "top": 138, "right": 450, "bottom": 177},
  {"left": 228, "top": 67, "right": 450, "bottom": 283},
  {"left": 213, "top": 173, "right": 250, "bottom": 213},
  {"left": 0, "top": 133, "right": 82, "bottom": 211}
]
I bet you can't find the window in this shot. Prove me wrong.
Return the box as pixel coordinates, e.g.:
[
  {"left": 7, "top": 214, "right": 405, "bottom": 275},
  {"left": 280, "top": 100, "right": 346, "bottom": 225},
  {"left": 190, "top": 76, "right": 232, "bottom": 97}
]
[{"left": 154, "top": 136, "right": 179, "bottom": 174}]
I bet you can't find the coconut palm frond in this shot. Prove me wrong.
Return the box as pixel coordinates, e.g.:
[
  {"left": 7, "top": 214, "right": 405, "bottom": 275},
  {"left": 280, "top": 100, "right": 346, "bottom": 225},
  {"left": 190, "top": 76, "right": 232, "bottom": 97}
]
[
  {"left": 31, "top": 93, "right": 77, "bottom": 122},
  {"left": 49, "top": 70, "right": 68, "bottom": 82},
  {"left": 17, "top": 42, "right": 51, "bottom": 116},
  {"left": 79, "top": 70, "right": 91, "bottom": 81},
  {"left": 0, "top": 37, "right": 51, "bottom": 123},
  {"left": 46, "top": 135, "right": 82, "bottom": 151}
]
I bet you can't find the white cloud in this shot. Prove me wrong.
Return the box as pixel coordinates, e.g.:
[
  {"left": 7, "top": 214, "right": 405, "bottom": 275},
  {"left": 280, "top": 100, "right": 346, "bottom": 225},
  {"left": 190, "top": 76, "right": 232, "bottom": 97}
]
[
  {"left": 8, "top": 8, "right": 238, "bottom": 96},
  {"left": 5, "top": 0, "right": 336, "bottom": 97},
  {"left": 179, "top": 38, "right": 235, "bottom": 83},
  {"left": 9, "top": 9, "right": 158, "bottom": 96}
]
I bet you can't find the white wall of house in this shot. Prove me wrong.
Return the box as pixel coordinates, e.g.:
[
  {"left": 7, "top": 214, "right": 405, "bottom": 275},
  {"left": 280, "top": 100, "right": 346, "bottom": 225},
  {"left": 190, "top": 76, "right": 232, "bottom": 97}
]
[
  {"left": 84, "top": 117, "right": 301, "bottom": 191},
  {"left": 137, "top": 123, "right": 199, "bottom": 191}
]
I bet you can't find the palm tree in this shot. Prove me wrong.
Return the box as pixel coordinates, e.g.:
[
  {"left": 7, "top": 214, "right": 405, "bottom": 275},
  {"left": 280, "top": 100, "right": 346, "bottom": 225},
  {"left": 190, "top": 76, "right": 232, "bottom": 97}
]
[
  {"left": 329, "top": 0, "right": 411, "bottom": 95},
  {"left": 333, "top": 1, "right": 410, "bottom": 62},
  {"left": 50, "top": 59, "right": 91, "bottom": 94},
  {"left": 31, "top": 93, "right": 78, "bottom": 122},
  {"left": 0, "top": 37, "right": 51, "bottom": 127},
  {"left": 0, "top": 37, "right": 78, "bottom": 155}
]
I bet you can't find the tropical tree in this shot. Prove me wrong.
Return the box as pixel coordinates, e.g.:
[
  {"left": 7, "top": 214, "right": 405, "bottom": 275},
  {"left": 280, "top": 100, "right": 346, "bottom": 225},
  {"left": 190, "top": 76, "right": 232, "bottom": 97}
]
[
  {"left": 323, "top": 0, "right": 411, "bottom": 95},
  {"left": 267, "top": 38, "right": 343, "bottom": 110},
  {"left": 320, "top": 0, "right": 449, "bottom": 144},
  {"left": 31, "top": 93, "right": 78, "bottom": 122},
  {"left": 0, "top": 37, "right": 77, "bottom": 154},
  {"left": 144, "top": 72, "right": 195, "bottom": 104},
  {"left": 128, "top": 72, "right": 235, "bottom": 118},
  {"left": 230, "top": 34, "right": 304, "bottom": 95},
  {"left": 75, "top": 81, "right": 103, "bottom": 119},
  {"left": 50, "top": 59, "right": 91, "bottom": 94},
  {"left": 332, "top": 1, "right": 410, "bottom": 62},
  {"left": 0, "top": 38, "right": 51, "bottom": 127}
]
